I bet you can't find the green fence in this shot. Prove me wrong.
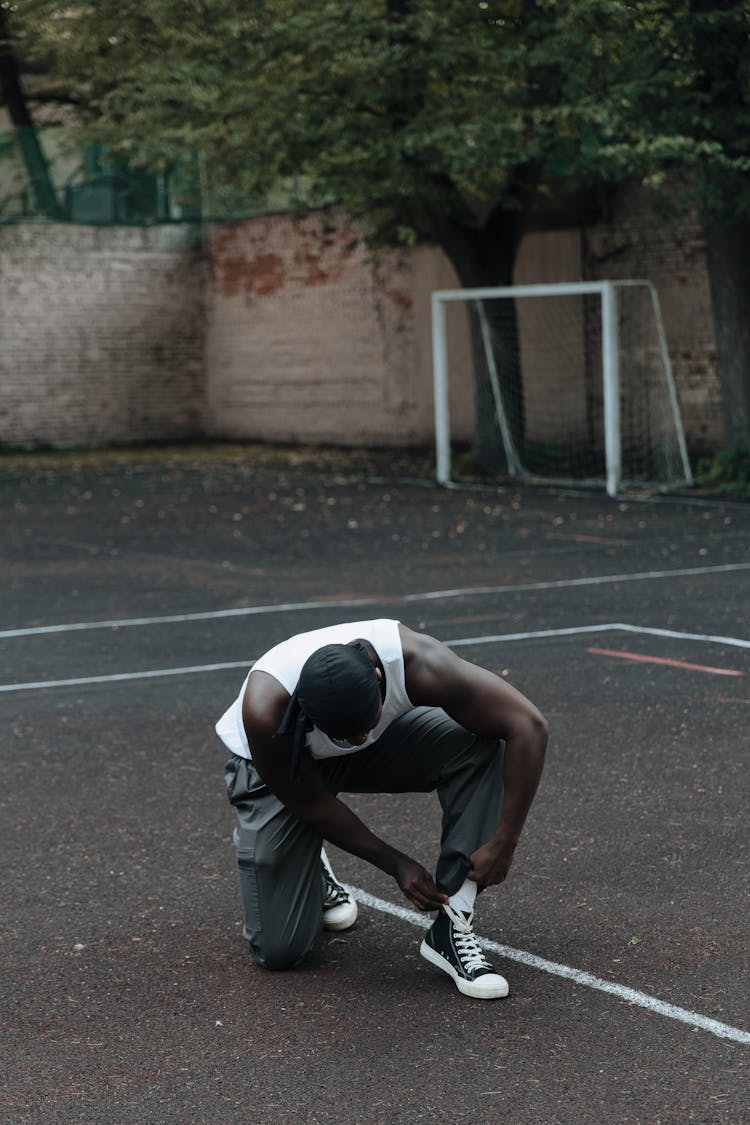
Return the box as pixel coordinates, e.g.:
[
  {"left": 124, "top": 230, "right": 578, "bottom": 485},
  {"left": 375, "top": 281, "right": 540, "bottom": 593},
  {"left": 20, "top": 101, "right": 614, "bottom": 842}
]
[{"left": 0, "top": 127, "right": 302, "bottom": 225}]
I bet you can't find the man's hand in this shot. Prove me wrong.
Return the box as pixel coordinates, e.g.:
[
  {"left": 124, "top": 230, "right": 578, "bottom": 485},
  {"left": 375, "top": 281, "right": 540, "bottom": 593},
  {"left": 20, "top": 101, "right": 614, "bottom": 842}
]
[
  {"left": 394, "top": 855, "right": 449, "bottom": 912},
  {"left": 468, "top": 839, "right": 518, "bottom": 887}
]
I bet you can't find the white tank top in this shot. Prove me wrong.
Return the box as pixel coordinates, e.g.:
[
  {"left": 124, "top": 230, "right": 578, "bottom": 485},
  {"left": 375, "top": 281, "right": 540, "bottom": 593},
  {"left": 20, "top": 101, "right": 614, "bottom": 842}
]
[{"left": 215, "top": 619, "right": 413, "bottom": 761}]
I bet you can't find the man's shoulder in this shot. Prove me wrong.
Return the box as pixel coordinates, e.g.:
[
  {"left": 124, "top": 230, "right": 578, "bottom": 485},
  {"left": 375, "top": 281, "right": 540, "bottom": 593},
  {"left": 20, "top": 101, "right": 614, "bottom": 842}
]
[
  {"left": 399, "top": 625, "right": 469, "bottom": 709},
  {"left": 399, "top": 624, "right": 448, "bottom": 674}
]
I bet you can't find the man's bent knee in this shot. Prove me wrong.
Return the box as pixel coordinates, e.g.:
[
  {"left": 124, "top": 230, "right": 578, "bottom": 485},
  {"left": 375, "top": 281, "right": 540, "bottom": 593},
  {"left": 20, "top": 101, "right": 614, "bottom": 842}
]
[{"left": 250, "top": 934, "right": 318, "bottom": 971}]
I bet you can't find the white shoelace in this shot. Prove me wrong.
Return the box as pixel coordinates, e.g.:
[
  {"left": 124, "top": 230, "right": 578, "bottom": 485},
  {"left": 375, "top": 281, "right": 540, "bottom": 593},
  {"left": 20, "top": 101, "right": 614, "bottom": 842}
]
[
  {"left": 323, "top": 877, "right": 350, "bottom": 908},
  {"left": 443, "top": 903, "right": 493, "bottom": 974},
  {"left": 321, "top": 860, "right": 351, "bottom": 908},
  {"left": 320, "top": 847, "right": 351, "bottom": 908}
]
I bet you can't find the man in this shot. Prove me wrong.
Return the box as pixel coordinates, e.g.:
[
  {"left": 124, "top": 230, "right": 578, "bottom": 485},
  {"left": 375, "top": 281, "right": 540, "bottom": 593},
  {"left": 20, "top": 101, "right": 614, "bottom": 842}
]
[{"left": 216, "top": 618, "right": 547, "bottom": 1000}]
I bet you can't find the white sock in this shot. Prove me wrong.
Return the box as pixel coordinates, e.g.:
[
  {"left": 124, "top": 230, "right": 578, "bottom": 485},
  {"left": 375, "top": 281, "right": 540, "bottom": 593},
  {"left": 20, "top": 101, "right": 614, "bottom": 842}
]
[{"left": 448, "top": 878, "right": 477, "bottom": 916}]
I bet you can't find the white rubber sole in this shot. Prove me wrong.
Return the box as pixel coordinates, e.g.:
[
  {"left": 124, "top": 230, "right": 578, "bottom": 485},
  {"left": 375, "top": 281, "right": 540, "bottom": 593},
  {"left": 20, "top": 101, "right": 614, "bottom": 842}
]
[
  {"left": 323, "top": 899, "right": 358, "bottom": 931},
  {"left": 420, "top": 940, "right": 509, "bottom": 999}
]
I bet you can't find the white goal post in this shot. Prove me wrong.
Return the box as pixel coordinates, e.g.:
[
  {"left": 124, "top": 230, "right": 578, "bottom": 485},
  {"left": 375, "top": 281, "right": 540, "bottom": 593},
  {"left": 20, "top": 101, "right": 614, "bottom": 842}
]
[{"left": 432, "top": 280, "right": 693, "bottom": 497}]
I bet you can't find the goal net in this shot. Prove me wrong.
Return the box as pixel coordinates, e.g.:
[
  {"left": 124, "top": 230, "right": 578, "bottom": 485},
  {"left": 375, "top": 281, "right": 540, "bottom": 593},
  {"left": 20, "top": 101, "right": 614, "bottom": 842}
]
[{"left": 432, "top": 280, "right": 693, "bottom": 497}]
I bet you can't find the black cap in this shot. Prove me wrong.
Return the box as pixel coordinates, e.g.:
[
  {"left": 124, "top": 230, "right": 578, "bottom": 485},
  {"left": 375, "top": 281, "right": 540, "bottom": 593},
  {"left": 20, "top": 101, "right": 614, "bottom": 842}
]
[{"left": 298, "top": 641, "right": 381, "bottom": 738}]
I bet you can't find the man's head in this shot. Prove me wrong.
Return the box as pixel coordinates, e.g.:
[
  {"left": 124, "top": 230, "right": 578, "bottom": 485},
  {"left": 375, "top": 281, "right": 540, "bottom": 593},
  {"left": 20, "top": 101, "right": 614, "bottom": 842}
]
[{"left": 297, "top": 640, "right": 381, "bottom": 742}]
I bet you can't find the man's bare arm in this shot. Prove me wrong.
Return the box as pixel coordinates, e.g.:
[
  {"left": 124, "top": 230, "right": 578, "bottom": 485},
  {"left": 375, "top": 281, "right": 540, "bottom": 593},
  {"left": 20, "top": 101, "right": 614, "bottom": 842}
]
[
  {"left": 402, "top": 625, "right": 548, "bottom": 885},
  {"left": 241, "top": 670, "right": 448, "bottom": 911}
]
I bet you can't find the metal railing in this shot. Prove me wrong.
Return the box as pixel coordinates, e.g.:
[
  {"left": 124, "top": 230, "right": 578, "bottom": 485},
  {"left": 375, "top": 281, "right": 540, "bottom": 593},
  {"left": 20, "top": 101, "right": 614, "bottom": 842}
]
[{"left": 0, "top": 127, "right": 304, "bottom": 225}]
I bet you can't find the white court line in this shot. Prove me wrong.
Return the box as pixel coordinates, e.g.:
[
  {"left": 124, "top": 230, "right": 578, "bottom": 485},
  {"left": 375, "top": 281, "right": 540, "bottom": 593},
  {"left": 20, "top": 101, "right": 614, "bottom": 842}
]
[
  {"left": 402, "top": 561, "right": 750, "bottom": 603},
  {"left": 447, "top": 623, "right": 750, "bottom": 652},
  {"left": 1, "top": 623, "right": 747, "bottom": 693},
  {"left": 349, "top": 887, "right": 750, "bottom": 1045},
  {"left": 2, "top": 560, "right": 749, "bottom": 639},
  {"left": 616, "top": 623, "right": 750, "bottom": 651},
  {"left": 0, "top": 660, "right": 253, "bottom": 692},
  {"left": 0, "top": 597, "right": 380, "bottom": 639}
]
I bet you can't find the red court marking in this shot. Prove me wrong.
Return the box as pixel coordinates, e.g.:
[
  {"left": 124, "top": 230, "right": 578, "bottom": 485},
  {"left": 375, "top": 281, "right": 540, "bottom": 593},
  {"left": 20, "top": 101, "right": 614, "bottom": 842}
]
[{"left": 586, "top": 647, "right": 744, "bottom": 677}]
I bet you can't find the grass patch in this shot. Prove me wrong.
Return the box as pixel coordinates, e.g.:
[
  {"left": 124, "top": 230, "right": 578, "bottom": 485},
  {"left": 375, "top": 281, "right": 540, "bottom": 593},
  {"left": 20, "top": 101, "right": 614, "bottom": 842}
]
[{"left": 694, "top": 447, "right": 750, "bottom": 497}]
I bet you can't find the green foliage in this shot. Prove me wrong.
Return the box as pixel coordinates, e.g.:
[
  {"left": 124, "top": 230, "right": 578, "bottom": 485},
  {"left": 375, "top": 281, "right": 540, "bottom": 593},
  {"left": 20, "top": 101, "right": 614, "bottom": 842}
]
[
  {"left": 695, "top": 447, "right": 750, "bottom": 496},
  {"left": 7, "top": 1, "right": 750, "bottom": 246}
]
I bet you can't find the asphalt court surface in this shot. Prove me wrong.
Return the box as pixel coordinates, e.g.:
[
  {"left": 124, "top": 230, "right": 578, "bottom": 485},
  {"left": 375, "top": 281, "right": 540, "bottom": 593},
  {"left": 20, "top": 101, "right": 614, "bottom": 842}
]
[{"left": 1, "top": 448, "right": 749, "bottom": 1123}]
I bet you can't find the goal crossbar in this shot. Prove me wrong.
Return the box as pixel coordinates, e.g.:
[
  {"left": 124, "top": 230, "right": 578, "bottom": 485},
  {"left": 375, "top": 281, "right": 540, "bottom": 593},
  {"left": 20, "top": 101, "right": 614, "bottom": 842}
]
[{"left": 431, "top": 280, "right": 693, "bottom": 497}]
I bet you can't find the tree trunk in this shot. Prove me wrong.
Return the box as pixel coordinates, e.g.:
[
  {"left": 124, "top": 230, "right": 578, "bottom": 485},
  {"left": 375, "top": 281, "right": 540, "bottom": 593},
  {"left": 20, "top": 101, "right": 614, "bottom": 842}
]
[
  {"left": 0, "top": 8, "right": 65, "bottom": 220},
  {"left": 436, "top": 207, "right": 526, "bottom": 476},
  {"left": 706, "top": 219, "right": 750, "bottom": 448}
]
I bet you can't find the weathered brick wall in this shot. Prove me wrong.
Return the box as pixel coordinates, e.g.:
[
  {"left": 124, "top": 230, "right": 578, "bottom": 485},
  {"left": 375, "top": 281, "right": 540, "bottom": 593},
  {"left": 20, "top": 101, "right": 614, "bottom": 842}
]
[
  {"left": 584, "top": 182, "right": 722, "bottom": 455},
  {"left": 204, "top": 213, "right": 473, "bottom": 447},
  {"left": 204, "top": 206, "right": 722, "bottom": 460},
  {"left": 0, "top": 223, "right": 205, "bottom": 449},
  {"left": 512, "top": 230, "right": 589, "bottom": 448},
  {"left": 0, "top": 188, "right": 723, "bottom": 457}
]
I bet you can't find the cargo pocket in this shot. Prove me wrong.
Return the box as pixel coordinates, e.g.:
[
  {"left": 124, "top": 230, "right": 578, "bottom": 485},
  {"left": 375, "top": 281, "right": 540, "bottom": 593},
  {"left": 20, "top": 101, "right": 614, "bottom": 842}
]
[
  {"left": 236, "top": 849, "right": 263, "bottom": 942},
  {"left": 225, "top": 755, "right": 248, "bottom": 804}
]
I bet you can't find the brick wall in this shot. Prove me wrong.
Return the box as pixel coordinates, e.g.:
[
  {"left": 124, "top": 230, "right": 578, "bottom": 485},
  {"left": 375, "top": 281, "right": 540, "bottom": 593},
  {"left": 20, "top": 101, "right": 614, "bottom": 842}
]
[
  {"left": 583, "top": 182, "right": 722, "bottom": 455},
  {"left": 511, "top": 208, "right": 723, "bottom": 461},
  {"left": 0, "top": 223, "right": 205, "bottom": 449},
  {"left": 0, "top": 189, "right": 724, "bottom": 456},
  {"left": 204, "top": 205, "right": 723, "bottom": 459},
  {"left": 204, "top": 213, "right": 473, "bottom": 447}
]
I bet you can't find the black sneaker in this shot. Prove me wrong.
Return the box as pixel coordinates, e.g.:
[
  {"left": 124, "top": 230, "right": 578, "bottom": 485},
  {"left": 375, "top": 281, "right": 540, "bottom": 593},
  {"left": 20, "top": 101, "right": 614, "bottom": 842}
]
[
  {"left": 321, "top": 847, "right": 358, "bottom": 931},
  {"left": 420, "top": 905, "right": 509, "bottom": 998}
]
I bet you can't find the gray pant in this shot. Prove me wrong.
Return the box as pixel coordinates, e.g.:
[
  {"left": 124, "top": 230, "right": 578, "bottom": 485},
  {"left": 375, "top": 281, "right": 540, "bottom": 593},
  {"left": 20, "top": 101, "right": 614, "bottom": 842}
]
[{"left": 224, "top": 706, "right": 505, "bottom": 970}]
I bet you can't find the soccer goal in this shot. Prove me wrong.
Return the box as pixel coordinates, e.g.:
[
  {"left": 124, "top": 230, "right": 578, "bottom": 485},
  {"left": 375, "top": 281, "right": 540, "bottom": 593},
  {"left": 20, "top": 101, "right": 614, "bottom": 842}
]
[{"left": 432, "top": 280, "right": 693, "bottom": 497}]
